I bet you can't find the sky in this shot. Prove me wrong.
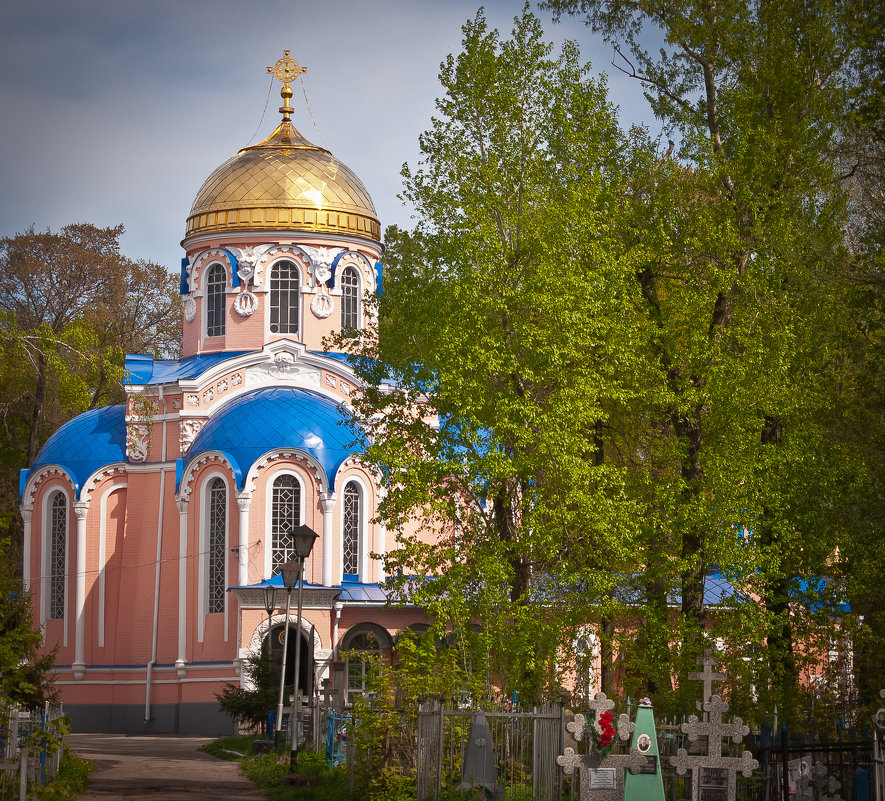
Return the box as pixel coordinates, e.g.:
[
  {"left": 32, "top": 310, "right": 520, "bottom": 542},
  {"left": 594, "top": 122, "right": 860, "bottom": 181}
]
[{"left": 0, "top": 0, "right": 660, "bottom": 273}]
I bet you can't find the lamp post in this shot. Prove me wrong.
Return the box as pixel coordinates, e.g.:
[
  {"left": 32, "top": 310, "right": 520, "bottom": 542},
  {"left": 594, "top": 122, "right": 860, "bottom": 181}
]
[
  {"left": 271, "top": 525, "right": 319, "bottom": 763},
  {"left": 262, "top": 586, "right": 276, "bottom": 739},
  {"left": 273, "top": 563, "right": 299, "bottom": 750},
  {"left": 288, "top": 525, "right": 318, "bottom": 772},
  {"left": 263, "top": 586, "right": 276, "bottom": 658}
]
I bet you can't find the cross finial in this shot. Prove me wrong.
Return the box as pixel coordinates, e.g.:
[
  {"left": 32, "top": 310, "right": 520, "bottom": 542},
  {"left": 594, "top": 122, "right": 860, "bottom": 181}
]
[{"left": 267, "top": 50, "right": 308, "bottom": 122}]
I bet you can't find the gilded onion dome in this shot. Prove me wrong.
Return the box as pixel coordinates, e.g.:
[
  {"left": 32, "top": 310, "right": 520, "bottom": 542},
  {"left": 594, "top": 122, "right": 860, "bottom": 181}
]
[{"left": 184, "top": 52, "right": 380, "bottom": 243}]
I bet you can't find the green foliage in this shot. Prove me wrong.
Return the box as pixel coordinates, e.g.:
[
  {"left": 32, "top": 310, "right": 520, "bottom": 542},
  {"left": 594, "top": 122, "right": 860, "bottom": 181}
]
[
  {"left": 0, "top": 558, "right": 56, "bottom": 707},
  {"left": 34, "top": 749, "right": 92, "bottom": 801},
  {"left": 215, "top": 650, "right": 280, "bottom": 733},
  {"left": 343, "top": 5, "right": 654, "bottom": 701},
  {"left": 0, "top": 223, "right": 182, "bottom": 550},
  {"left": 240, "top": 751, "right": 347, "bottom": 801},
  {"left": 337, "top": 0, "right": 873, "bottom": 723}
]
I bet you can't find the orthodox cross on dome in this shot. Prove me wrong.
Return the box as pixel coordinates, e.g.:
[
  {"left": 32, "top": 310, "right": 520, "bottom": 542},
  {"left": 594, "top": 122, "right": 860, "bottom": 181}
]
[{"left": 267, "top": 50, "right": 307, "bottom": 122}]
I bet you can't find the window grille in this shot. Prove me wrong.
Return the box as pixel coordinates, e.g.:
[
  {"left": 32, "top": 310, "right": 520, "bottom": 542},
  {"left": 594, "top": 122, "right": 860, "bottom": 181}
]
[
  {"left": 207, "top": 477, "right": 226, "bottom": 614},
  {"left": 206, "top": 263, "right": 226, "bottom": 337},
  {"left": 343, "top": 482, "right": 360, "bottom": 576},
  {"left": 340, "top": 266, "right": 359, "bottom": 331},
  {"left": 270, "top": 261, "right": 300, "bottom": 335},
  {"left": 272, "top": 474, "right": 302, "bottom": 572},
  {"left": 49, "top": 493, "right": 66, "bottom": 620}
]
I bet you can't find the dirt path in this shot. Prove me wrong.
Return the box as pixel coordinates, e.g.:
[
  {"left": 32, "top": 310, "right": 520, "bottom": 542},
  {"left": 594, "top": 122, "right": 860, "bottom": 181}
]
[{"left": 69, "top": 734, "right": 267, "bottom": 800}]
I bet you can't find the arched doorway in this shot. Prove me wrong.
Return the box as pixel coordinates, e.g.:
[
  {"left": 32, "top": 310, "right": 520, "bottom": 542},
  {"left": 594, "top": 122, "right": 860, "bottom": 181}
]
[{"left": 267, "top": 623, "right": 314, "bottom": 698}]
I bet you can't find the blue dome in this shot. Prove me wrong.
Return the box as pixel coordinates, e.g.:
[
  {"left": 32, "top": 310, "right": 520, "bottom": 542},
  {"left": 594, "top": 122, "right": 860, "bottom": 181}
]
[
  {"left": 186, "top": 387, "right": 363, "bottom": 491},
  {"left": 25, "top": 405, "right": 127, "bottom": 495}
]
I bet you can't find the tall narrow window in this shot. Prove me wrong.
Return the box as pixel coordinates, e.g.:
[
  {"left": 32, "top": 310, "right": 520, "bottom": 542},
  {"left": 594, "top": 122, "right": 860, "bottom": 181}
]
[
  {"left": 272, "top": 474, "right": 302, "bottom": 573},
  {"left": 340, "top": 266, "right": 359, "bottom": 332},
  {"left": 270, "top": 261, "right": 300, "bottom": 335},
  {"left": 206, "top": 263, "right": 226, "bottom": 337},
  {"left": 207, "top": 477, "right": 226, "bottom": 613},
  {"left": 49, "top": 492, "right": 66, "bottom": 620},
  {"left": 342, "top": 481, "right": 361, "bottom": 577}
]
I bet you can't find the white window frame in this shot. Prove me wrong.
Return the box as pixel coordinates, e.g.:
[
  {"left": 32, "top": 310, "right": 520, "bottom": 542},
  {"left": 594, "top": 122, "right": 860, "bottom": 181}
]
[
  {"left": 264, "top": 469, "right": 307, "bottom": 579},
  {"left": 268, "top": 259, "right": 302, "bottom": 338},
  {"left": 339, "top": 264, "right": 361, "bottom": 332},
  {"left": 340, "top": 477, "right": 368, "bottom": 582},
  {"left": 204, "top": 262, "right": 227, "bottom": 338},
  {"left": 41, "top": 486, "right": 71, "bottom": 644},
  {"left": 198, "top": 471, "right": 229, "bottom": 642}
]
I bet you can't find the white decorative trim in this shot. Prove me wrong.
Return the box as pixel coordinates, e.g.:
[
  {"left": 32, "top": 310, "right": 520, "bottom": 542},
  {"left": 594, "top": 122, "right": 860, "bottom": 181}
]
[
  {"left": 179, "top": 419, "right": 204, "bottom": 454},
  {"left": 21, "top": 466, "right": 75, "bottom": 513},
  {"left": 127, "top": 423, "right": 150, "bottom": 462},
  {"left": 311, "top": 293, "right": 334, "bottom": 318},
  {"left": 183, "top": 295, "right": 196, "bottom": 323},
  {"left": 234, "top": 291, "right": 257, "bottom": 317},
  {"left": 244, "top": 449, "right": 327, "bottom": 497},
  {"left": 177, "top": 451, "right": 238, "bottom": 505}
]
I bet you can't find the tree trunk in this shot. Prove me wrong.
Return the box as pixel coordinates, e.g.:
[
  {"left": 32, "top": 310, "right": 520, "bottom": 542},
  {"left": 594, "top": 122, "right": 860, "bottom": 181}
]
[{"left": 26, "top": 353, "right": 47, "bottom": 466}]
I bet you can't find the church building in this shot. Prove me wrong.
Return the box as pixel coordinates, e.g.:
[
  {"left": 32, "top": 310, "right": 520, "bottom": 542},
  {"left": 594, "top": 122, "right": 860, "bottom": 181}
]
[{"left": 19, "top": 53, "right": 425, "bottom": 734}]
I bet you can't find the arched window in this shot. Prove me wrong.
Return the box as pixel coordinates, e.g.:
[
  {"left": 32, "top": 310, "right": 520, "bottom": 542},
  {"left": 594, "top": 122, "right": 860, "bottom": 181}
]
[
  {"left": 207, "top": 477, "right": 226, "bottom": 614},
  {"left": 271, "top": 474, "right": 302, "bottom": 573},
  {"left": 206, "top": 263, "right": 226, "bottom": 337},
  {"left": 342, "top": 624, "right": 391, "bottom": 701},
  {"left": 342, "top": 481, "right": 361, "bottom": 578},
  {"left": 48, "top": 491, "right": 66, "bottom": 620},
  {"left": 270, "top": 261, "right": 300, "bottom": 335},
  {"left": 340, "top": 265, "right": 359, "bottom": 332}
]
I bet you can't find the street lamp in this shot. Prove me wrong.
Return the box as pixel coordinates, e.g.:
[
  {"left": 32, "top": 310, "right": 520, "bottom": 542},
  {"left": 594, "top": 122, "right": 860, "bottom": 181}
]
[
  {"left": 272, "top": 525, "right": 319, "bottom": 764},
  {"left": 263, "top": 586, "right": 276, "bottom": 658},
  {"left": 262, "top": 586, "right": 276, "bottom": 739}
]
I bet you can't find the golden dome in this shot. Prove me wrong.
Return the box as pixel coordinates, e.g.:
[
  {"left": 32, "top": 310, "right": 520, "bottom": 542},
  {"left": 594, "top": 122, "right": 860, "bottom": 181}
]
[{"left": 185, "top": 120, "right": 380, "bottom": 242}]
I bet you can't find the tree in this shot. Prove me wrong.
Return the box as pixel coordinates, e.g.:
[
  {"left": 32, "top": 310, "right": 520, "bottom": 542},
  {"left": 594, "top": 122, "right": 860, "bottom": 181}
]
[
  {"left": 0, "top": 558, "right": 56, "bottom": 707},
  {"left": 344, "top": 7, "right": 657, "bottom": 699},
  {"left": 0, "top": 223, "right": 181, "bottom": 551},
  {"left": 541, "top": 0, "right": 862, "bottom": 718}
]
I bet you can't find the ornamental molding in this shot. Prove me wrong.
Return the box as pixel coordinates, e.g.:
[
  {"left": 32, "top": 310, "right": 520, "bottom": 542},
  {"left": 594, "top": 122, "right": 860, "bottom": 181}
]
[
  {"left": 335, "top": 456, "right": 382, "bottom": 488},
  {"left": 179, "top": 419, "right": 204, "bottom": 454},
  {"left": 177, "top": 451, "right": 238, "bottom": 505},
  {"left": 183, "top": 295, "right": 196, "bottom": 323},
  {"left": 244, "top": 350, "right": 321, "bottom": 390},
  {"left": 257, "top": 245, "right": 311, "bottom": 288},
  {"left": 186, "top": 249, "right": 233, "bottom": 294},
  {"left": 234, "top": 291, "right": 257, "bottom": 317},
  {"left": 333, "top": 250, "right": 376, "bottom": 294},
  {"left": 238, "top": 594, "right": 340, "bottom": 624},
  {"left": 20, "top": 466, "right": 75, "bottom": 512},
  {"left": 83, "top": 467, "right": 128, "bottom": 500},
  {"left": 310, "top": 293, "right": 334, "bottom": 318},
  {"left": 126, "top": 423, "right": 150, "bottom": 462},
  {"left": 243, "top": 449, "right": 326, "bottom": 495}
]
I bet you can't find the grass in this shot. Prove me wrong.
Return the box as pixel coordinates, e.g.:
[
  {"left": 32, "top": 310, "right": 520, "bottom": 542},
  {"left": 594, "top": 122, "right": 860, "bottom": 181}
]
[
  {"left": 202, "top": 738, "right": 348, "bottom": 800},
  {"left": 35, "top": 750, "right": 92, "bottom": 801}
]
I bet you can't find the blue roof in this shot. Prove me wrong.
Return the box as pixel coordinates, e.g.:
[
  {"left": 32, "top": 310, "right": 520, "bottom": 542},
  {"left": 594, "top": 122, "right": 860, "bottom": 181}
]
[
  {"left": 125, "top": 351, "right": 257, "bottom": 385},
  {"left": 240, "top": 575, "right": 389, "bottom": 603},
  {"left": 24, "top": 405, "right": 127, "bottom": 496},
  {"left": 186, "top": 386, "right": 364, "bottom": 491}
]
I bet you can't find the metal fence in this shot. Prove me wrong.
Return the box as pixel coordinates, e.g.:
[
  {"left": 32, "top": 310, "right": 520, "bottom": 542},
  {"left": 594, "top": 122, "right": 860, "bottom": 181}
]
[
  {"left": 0, "top": 702, "right": 65, "bottom": 801},
  {"left": 416, "top": 699, "right": 563, "bottom": 801}
]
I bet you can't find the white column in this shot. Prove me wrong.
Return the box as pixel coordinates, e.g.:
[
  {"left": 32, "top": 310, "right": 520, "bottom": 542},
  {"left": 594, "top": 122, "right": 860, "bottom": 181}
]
[
  {"left": 21, "top": 510, "right": 31, "bottom": 593},
  {"left": 320, "top": 492, "right": 336, "bottom": 587},
  {"left": 236, "top": 492, "right": 251, "bottom": 586},
  {"left": 72, "top": 500, "right": 89, "bottom": 680},
  {"left": 175, "top": 499, "right": 188, "bottom": 676}
]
